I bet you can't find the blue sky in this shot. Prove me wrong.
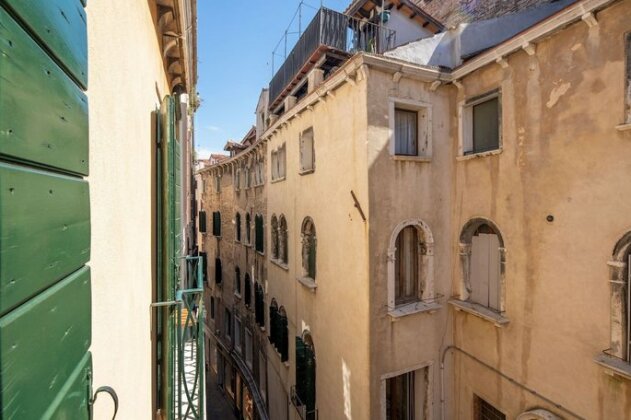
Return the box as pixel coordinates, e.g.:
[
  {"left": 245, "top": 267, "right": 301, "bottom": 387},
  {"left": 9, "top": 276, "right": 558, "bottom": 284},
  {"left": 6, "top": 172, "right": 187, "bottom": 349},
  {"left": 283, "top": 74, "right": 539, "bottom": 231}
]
[{"left": 194, "top": 0, "right": 350, "bottom": 159}]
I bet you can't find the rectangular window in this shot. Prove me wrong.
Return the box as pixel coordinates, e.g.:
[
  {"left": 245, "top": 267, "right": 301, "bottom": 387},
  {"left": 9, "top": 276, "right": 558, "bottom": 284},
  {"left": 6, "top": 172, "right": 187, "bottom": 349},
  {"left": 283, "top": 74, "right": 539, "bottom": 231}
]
[
  {"left": 215, "top": 175, "right": 221, "bottom": 193},
  {"left": 234, "top": 169, "right": 241, "bottom": 192},
  {"left": 198, "top": 211, "right": 207, "bottom": 233},
  {"left": 385, "top": 368, "right": 428, "bottom": 420},
  {"left": 386, "top": 372, "right": 414, "bottom": 420},
  {"left": 224, "top": 309, "right": 232, "bottom": 341},
  {"left": 395, "top": 227, "right": 419, "bottom": 305},
  {"left": 234, "top": 317, "right": 242, "bottom": 352},
  {"left": 245, "top": 329, "right": 253, "bottom": 368},
  {"left": 462, "top": 92, "right": 501, "bottom": 155},
  {"left": 626, "top": 33, "right": 631, "bottom": 124},
  {"left": 395, "top": 109, "right": 418, "bottom": 156},
  {"left": 210, "top": 296, "right": 215, "bottom": 320},
  {"left": 470, "top": 233, "right": 501, "bottom": 311},
  {"left": 299, "top": 128, "right": 315, "bottom": 173},
  {"left": 213, "top": 211, "right": 221, "bottom": 237},
  {"left": 259, "top": 352, "right": 267, "bottom": 402},
  {"left": 474, "top": 395, "right": 505, "bottom": 420}
]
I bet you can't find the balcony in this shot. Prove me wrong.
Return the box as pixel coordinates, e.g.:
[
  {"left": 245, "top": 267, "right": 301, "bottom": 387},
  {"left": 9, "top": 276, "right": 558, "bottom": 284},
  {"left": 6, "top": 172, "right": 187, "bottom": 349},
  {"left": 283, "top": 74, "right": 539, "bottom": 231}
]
[{"left": 269, "top": 7, "right": 396, "bottom": 111}]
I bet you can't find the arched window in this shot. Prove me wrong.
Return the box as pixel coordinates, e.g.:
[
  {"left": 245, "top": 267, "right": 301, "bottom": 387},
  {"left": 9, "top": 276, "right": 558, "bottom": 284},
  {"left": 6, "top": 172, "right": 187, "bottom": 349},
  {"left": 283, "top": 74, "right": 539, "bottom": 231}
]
[
  {"left": 246, "top": 213, "right": 252, "bottom": 245},
  {"left": 607, "top": 232, "right": 631, "bottom": 361},
  {"left": 458, "top": 218, "right": 506, "bottom": 313},
  {"left": 234, "top": 266, "right": 241, "bottom": 295},
  {"left": 301, "top": 218, "right": 317, "bottom": 280},
  {"left": 295, "top": 331, "right": 316, "bottom": 419},
  {"left": 280, "top": 215, "right": 288, "bottom": 264},
  {"left": 235, "top": 212, "right": 242, "bottom": 242},
  {"left": 255, "top": 214, "right": 265, "bottom": 253},
  {"left": 271, "top": 215, "right": 279, "bottom": 260},
  {"left": 255, "top": 283, "right": 265, "bottom": 326},
  {"left": 387, "top": 220, "right": 435, "bottom": 311},
  {"left": 244, "top": 273, "right": 252, "bottom": 307}
]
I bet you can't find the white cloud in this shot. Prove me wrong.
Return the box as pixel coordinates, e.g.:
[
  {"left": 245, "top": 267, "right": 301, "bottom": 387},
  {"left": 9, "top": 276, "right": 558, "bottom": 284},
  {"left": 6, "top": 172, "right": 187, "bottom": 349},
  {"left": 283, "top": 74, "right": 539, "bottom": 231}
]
[{"left": 206, "top": 125, "right": 221, "bottom": 132}]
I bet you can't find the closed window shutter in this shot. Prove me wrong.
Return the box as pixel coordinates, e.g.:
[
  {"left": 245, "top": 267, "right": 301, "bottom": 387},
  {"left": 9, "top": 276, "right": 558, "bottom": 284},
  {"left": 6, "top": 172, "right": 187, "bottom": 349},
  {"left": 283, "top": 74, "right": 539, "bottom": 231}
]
[
  {"left": 280, "top": 315, "right": 289, "bottom": 362},
  {"left": 215, "top": 258, "right": 222, "bottom": 285},
  {"left": 245, "top": 276, "right": 251, "bottom": 306},
  {"left": 199, "top": 211, "right": 207, "bottom": 233},
  {"left": 296, "top": 336, "right": 316, "bottom": 412},
  {"left": 213, "top": 212, "right": 221, "bottom": 236},
  {"left": 269, "top": 305, "right": 278, "bottom": 346},
  {"left": 200, "top": 252, "right": 208, "bottom": 283}
]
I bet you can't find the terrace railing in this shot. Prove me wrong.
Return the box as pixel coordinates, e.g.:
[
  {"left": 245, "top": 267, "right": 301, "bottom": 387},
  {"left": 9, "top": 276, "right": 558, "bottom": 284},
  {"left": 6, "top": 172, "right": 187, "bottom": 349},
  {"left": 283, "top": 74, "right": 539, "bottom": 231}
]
[{"left": 269, "top": 7, "right": 396, "bottom": 107}]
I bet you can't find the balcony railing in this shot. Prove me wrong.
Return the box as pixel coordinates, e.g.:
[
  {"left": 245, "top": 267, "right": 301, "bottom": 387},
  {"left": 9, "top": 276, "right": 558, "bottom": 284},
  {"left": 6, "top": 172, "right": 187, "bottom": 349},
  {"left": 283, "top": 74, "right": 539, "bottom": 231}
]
[
  {"left": 290, "top": 385, "right": 318, "bottom": 420},
  {"left": 269, "top": 7, "right": 396, "bottom": 109}
]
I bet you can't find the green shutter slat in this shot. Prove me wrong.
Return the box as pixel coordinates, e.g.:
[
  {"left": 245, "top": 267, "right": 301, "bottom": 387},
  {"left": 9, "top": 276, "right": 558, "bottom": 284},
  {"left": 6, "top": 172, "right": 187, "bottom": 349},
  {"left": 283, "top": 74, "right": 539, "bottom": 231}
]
[
  {"left": 0, "top": 163, "right": 90, "bottom": 316},
  {"left": 0, "top": 267, "right": 91, "bottom": 419},
  {"left": 199, "top": 211, "right": 207, "bottom": 233},
  {"left": 2, "top": 0, "right": 88, "bottom": 89},
  {"left": 0, "top": 7, "right": 89, "bottom": 175},
  {"left": 44, "top": 352, "right": 92, "bottom": 418}
]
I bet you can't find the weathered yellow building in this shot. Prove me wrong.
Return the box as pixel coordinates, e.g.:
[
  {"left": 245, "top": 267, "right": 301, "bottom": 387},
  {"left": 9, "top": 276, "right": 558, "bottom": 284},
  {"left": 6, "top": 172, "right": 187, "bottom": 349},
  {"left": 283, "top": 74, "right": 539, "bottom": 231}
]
[{"left": 199, "top": 0, "right": 631, "bottom": 419}]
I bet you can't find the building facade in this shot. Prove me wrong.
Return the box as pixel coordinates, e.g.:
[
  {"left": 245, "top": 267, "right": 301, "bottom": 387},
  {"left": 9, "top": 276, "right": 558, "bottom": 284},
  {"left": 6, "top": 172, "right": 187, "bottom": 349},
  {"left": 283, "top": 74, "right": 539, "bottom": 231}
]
[{"left": 199, "top": 0, "right": 631, "bottom": 419}]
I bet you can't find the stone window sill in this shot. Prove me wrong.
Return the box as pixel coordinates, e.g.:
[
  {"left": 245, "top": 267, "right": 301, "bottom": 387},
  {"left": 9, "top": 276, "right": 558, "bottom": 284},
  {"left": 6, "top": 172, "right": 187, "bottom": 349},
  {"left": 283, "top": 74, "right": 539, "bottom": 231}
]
[
  {"left": 388, "top": 301, "right": 441, "bottom": 319},
  {"left": 271, "top": 259, "right": 289, "bottom": 271},
  {"left": 457, "top": 148, "right": 502, "bottom": 161},
  {"left": 299, "top": 168, "right": 315, "bottom": 176},
  {"left": 297, "top": 276, "right": 317, "bottom": 291},
  {"left": 271, "top": 177, "right": 286, "bottom": 184},
  {"left": 616, "top": 123, "right": 631, "bottom": 132},
  {"left": 391, "top": 155, "right": 432, "bottom": 163},
  {"left": 234, "top": 292, "right": 241, "bottom": 300},
  {"left": 594, "top": 353, "right": 631, "bottom": 380},
  {"left": 448, "top": 299, "right": 509, "bottom": 327}
]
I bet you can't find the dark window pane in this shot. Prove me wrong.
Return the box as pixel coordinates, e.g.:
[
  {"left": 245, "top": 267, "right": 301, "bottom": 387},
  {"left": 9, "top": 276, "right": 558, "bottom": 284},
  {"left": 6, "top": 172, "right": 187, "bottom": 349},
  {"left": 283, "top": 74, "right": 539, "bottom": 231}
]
[{"left": 472, "top": 97, "right": 499, "bottom": 153}]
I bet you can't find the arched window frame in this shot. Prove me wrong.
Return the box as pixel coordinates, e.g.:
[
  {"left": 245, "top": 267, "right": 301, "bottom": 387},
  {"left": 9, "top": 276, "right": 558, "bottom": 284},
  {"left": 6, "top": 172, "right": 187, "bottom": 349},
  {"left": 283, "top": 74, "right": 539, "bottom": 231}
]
[
  {"left": 271, "top": 215, "right": 279, "bottom": 260},
  {"left": 452, "top": 218, "right": 508, "bottom": 325},
  {"left": 386, "top": 219, "right": 437, "bottom": 316},
  {"left": 280, "top": 215, "right": 288, "bottom": 265},
  {"left": 255, "top": 282, "right": 265, "bottom": 327},
  {"left": 606, "top": 232, "right": 631, "bottom": 362},
  {"left": 301, "top": 217, "right": 317, "bottom": 286},
  {"left": 255, "top": 214, "right": 265, "bottom": 254}
]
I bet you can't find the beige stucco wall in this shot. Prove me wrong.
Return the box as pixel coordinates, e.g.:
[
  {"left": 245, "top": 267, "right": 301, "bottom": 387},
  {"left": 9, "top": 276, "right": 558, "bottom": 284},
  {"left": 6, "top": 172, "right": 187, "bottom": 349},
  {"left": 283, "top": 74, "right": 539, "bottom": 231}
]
[
  {"left": 265, "top": 75, "right": 373, "bottom": 420},
  {"left": 88, "top": 1, "right": 169, "bottom": 418},
  {"left": 364, "top": 67, "right": 454, "bottom": 419},
  {"left": 449, "top": 1, "right": 631, "bottom": 418}
]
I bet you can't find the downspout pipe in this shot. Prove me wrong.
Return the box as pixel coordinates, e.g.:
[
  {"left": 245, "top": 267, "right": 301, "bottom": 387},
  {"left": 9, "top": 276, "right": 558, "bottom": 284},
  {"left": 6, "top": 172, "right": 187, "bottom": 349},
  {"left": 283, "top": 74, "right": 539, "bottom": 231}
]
[{"left": 440, "top": 345, "right": 585, "bottom": 420}]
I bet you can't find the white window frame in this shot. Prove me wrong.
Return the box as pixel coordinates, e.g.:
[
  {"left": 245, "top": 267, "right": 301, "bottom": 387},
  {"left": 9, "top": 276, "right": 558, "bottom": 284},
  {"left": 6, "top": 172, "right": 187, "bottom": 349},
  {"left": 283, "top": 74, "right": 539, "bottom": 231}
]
[
  {"left": 458, "top": 90, "right": 502, "bottom": 158},
  {"left": 299, "top": 128, "right": 315, "bottom": 174},
  {"left": 388, "top": 97, "right": 432, "bottom": 161},
  {"left": 380, "top": 362, "right": 433, "bottom": 420}
]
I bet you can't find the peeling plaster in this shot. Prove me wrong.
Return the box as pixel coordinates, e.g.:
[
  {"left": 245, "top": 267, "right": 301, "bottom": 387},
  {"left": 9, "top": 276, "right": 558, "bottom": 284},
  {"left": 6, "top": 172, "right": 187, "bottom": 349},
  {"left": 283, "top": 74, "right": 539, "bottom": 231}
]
[{"left": 546, "top": 81, "right": 571, "bottom": 108}]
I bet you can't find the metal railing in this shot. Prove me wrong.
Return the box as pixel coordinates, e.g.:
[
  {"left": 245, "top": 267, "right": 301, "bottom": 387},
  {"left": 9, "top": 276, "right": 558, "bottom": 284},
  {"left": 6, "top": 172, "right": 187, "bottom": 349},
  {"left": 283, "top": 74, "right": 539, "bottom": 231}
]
[
  {"left": 174, "top": 255, "right": 206, "bottom": 420},
  {"left": 290, "top": 386, "right": 318, "bottom": 420},
  {"left": 269, "top": 7, "right": 396, "bottom": 106}
]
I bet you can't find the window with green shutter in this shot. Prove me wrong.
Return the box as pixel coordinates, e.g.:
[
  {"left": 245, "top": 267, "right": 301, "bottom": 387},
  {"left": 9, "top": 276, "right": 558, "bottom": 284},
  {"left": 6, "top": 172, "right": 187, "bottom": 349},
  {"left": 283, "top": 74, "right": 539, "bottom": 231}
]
[
  {"left": 279, "top": 307, "right": 289, "bottom": 362},
  {"left": 213, "top": 211, "right": 221, "bottom": 236},
  {"left": 215, "top": 258, "right": 222, "bottom": 285},
  {"left": 255, "top": 284, "right": 265, "bottom": 326},
  {"left": 296, "top": 334, "right": 316, "bottom": 416},
  {"left": 269, "top": 300, "right": 278, "bottom": 347},
  {"left": 199, "top": 210, "right": 207, "bottom": 233},
  {"left": 255, "top": 214, "right": 264, "bottom": 253}
]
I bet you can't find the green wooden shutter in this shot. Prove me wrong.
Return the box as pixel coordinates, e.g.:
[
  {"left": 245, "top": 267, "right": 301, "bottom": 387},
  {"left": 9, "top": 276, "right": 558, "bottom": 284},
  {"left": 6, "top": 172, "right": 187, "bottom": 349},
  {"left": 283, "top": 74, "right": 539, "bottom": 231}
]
[
  {"left": 0, "top": 1, "right": 93, "bottom": 417},
  {"left": 215, "top": 258, "right": 222, "bottom": 285},
  {"left": 269, "top": 304, "right": 278, "bottom": 347},
  {"left": 295, "top": 337, "right": 316, "bottom": 413},
  {"left": 280, "top": 315, "right": 289, "bottom": 362},
  {"left": 198, "top": 211, "right": 207, "bottom": 233}
]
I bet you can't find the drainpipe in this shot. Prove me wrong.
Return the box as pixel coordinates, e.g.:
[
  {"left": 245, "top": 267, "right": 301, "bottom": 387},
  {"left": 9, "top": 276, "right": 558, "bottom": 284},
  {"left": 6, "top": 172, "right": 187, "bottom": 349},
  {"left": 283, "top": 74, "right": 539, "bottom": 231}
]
[{"left": 440, "top": 345, "right": 585, "bottom": 420}]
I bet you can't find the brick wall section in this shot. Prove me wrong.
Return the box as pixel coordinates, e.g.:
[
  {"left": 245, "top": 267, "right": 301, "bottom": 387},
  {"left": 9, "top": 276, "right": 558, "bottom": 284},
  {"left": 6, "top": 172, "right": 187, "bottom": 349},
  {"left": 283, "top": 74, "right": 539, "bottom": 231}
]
[{"left": 413, "top": 0, "right": 562, "bottom": 27}]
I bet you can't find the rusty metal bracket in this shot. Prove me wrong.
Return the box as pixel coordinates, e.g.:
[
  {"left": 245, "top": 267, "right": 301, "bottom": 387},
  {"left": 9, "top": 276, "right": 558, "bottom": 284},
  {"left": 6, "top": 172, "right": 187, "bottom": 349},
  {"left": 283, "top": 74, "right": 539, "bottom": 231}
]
[{"left": 350, "top": 190, "right": 366, "bottom": 222}]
